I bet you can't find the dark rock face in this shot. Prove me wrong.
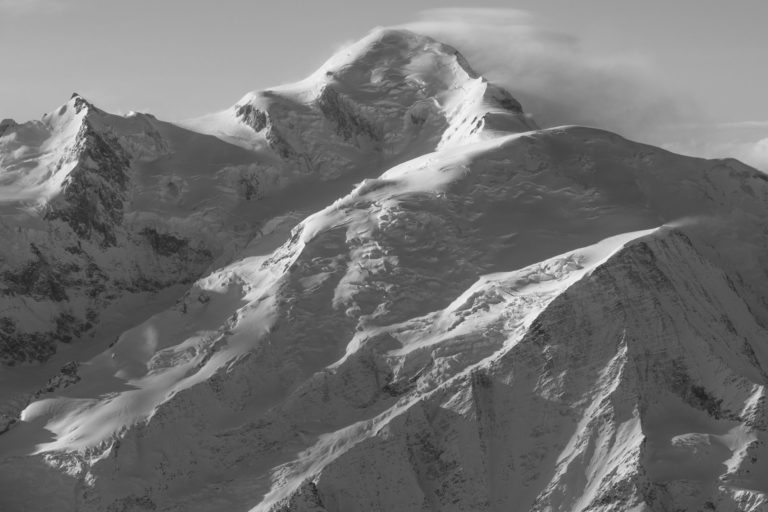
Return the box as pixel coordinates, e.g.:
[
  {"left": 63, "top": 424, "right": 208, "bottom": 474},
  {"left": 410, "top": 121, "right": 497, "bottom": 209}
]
[
  {"left": 142, "top": 228, "right": 190, "bottom": 256},
  {"left": 0, "top": 318, "right": 57, "bottom": 365},
  {"left": 0, "top": 257, "right": 97, "bottom": 363},
  {"left": 0, "top": 114, "right": 132, "bottom": 364},
  {"left": 141, "top": 227, "right": 213, "bottom": 261},
  {"left": 43, "top": 121, "right": 130, "bottom": 246},
  {"left": 72, "top": 95, "right": 94, "bottom": 114},
  {"left": 235, "top": 100, "right": 305, "bottom": 164},
  {"left": 486, "top": 86, "right": 524, "bottom": 113},
  {"left": 0, "top": 111, "right": 219, "bottom": 366},
  {"left": 0, "top": 119, "right": 16, "bottom": 137},
  {"left": 2, "top": 244, "right": 69, "bottom": 302},
  {"left": 264, "top": 122, "right": 299, "bottom": 160},
  {"left": 39, "top": 361, "right": 82, "bottom": 395},
  {"left": 316, "top": 86, "right": 382, "bottom": 141},
  {"left": 235, "top": 103, "right": 268, "bottom": 132}
]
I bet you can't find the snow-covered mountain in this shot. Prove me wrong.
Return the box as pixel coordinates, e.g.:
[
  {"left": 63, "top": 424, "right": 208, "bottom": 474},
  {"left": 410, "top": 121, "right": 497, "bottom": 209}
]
[
  {"left": 1, "top": 28, "right": 767, "bottom": 512},
  {"left": 0, "top": 28, "right": 534, "bottom": 369}
]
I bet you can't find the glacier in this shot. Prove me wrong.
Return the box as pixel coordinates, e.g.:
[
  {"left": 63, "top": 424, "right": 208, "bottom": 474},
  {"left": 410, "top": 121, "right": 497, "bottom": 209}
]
[{"left": 0, "top": 28, "right": 767, "bottom": 512}]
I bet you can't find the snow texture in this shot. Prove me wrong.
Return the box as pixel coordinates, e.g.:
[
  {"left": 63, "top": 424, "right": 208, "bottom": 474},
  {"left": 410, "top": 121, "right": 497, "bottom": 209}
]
[{"left": 1, "top": 27, "right": 767, "bottom": 512}]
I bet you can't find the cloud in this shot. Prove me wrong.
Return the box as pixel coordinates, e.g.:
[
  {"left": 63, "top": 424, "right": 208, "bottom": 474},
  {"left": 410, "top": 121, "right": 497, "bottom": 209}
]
[
  {"left": 400, "top": 9, "right": 700, "bottom": 141},
  {"left": 417, "top": 7, "right": 534, "bottom": 26},
  {"left": 398, "top": 8, "right": 768, "bottom": 172},
  {"left": 739, "top": 138, "right": 768, "bottom": 170},
  {"left": 705, "top": 121, "right": 768, "bottom": 130},
  {"left": 662, "top": 128, "right": 768, "bottom": 172}
]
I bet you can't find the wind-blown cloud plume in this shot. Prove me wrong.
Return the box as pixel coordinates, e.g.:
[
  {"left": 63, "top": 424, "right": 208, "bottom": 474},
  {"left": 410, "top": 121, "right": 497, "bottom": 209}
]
[
  {"left": 400, "top": 8, "right": 768, "bottom": 171},
  {"left": 402, "top": 9, "right": 698, "bottom": 138},
  {"left": 661, "top": 124, "right": 768, "bottom": 171}
]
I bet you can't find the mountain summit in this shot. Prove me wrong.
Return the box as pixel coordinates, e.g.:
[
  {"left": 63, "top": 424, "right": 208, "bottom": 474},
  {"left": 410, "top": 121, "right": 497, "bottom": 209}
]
[
  {"left": 0, "top": 28, "right": 533, "bottom": 367},
  {"left": 1, "top": 28, "right": 767, "bottom": 512}
]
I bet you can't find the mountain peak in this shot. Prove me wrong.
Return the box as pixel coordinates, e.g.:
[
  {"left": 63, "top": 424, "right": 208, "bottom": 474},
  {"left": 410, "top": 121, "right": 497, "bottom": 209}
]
[
  {"left": 38, "top": 94, "right": 97, "bottom": 128},
  {"left": 69, "top": 93, "right": 96, "bottom": 115},
  {"left": 190, "top": 27, "right": 535, "bottom": 158},
  {"left": 6, "top": 25, "right": 768, "bottom": 512},
  {"left": 310, "top": 27, "right": 480, "bottom": 88}
]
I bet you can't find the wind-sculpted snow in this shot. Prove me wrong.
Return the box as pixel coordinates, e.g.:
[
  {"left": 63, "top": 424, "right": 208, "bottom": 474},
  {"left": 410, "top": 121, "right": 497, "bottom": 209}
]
[
  {"left": 183, "top": 28, "right": 535, "bottom": 175},
  {"left": 2, "top": 28, "right": 768, "bottom": 512},
  {"left": 0, "top": 29, "right": 533, "bottom": 369},
  {"left": 2, "top": 120, "right": 768, "bottom": 511}
]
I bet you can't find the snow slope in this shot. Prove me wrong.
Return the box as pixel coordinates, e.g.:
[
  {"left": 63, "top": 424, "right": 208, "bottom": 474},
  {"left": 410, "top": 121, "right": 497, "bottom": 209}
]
[
  {"left": 0, "top": 28, "right": 533, "bottom": 369},
  {"left": 1, "top": 27, "right": 768, "bottom": 512}
]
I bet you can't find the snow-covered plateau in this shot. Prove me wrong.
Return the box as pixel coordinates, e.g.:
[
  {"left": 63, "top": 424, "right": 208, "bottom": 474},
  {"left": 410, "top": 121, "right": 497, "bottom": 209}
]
[{"left": 1, "top": 28, "right": 767, "bottom": 512}]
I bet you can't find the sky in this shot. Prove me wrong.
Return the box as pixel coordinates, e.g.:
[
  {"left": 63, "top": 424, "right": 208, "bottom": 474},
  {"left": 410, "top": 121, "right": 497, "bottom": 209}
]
[{"left": 1, "top": 0, "right": 767, "bottom": 169}]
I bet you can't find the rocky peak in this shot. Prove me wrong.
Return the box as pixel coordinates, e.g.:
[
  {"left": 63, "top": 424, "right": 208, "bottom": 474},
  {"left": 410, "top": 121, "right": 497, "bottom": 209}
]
[{"left": 69, "top": 92, "right": 96, "bottom": 114}]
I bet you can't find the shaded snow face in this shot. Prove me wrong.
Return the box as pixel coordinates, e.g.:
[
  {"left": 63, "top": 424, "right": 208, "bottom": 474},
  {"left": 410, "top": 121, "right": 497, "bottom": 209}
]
[
  {"left": 0, "top": 29, "right": 534, "bottom": 369},
  {"left": 2, "top": 27, "right": 768, "bottom": 512}
]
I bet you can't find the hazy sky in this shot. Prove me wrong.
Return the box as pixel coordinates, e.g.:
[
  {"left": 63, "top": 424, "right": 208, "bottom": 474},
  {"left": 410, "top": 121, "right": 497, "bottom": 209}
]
[{"left": 2, "top": 0, "right": 767, "bottom": 167}]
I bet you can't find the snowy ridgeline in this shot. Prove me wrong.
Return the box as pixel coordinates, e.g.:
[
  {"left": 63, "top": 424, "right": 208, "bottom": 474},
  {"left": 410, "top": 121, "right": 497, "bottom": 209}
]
[
  {"left": 0, "top": 29, "right": 533, "bottom": 368},
  {"left": 1, "top": 28, "right": 768, "bottom": 512}
]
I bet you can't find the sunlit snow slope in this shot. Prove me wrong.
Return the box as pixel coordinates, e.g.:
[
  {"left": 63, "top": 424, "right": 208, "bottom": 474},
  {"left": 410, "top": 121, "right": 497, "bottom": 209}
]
[
  {"left": 0, "top": 28, "right": 533, "bottom": 367},
  {"left": 1, "top": 27, "right": 768, "bottom": 512}
]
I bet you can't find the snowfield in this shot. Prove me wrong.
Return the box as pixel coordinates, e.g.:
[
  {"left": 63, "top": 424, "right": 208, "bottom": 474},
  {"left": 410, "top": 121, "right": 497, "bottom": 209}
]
[{"left": 1, "top": 27, "right": 768, "bottom": 512}]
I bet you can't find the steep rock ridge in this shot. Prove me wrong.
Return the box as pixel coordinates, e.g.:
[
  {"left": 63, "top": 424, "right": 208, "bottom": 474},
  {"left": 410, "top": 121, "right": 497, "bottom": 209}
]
[
  {"left": 0, "top": 97, "right": 214, "bottom": 366},
  {"left": 2, "top": 114, "right": 768, "bottom": 511},
  {"left": 43, "top": 97, "right": 132, "bottom": 246},
  {"left": 0, "top": 30, "right": 533, "bottom": 368}
]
